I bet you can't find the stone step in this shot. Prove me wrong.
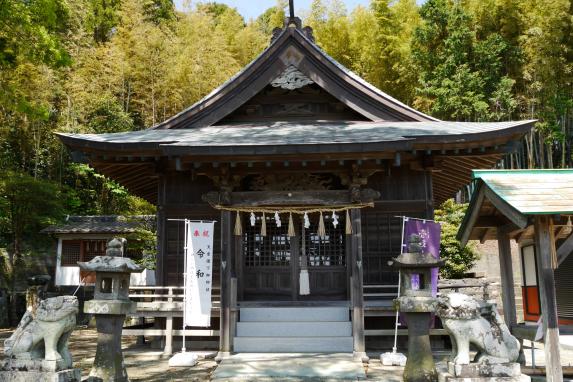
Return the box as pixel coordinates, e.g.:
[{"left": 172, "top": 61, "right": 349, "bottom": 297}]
[
  {"left": 239, "top": 307, "right": 348, "bottom": 322},
  {"left": 236, "top": 321, "right": 352, "bottom": 337},
  {"left": 233, "top": 336, "right": 354, "bottom": 353}
]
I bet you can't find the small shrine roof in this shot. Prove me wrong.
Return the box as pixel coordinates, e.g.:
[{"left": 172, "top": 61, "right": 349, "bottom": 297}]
[
  {"left": 458, "top": 170, "right": 573, "bottom": 245},
  {"left": 41, "top": 215, "right": 155, "bottom": 235}
]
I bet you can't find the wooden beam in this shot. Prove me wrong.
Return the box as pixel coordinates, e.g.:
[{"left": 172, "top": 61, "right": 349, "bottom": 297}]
[
  {"left": 350, "top": 208, "right": 367, "bottom": 361},
  {"left": 474, "top": 216, "right": 507, "bottom": 228},
  {"left": 484, "top": 188, "right": 528, "bottom": 229},
  {"left": 217, "top": 210, "right": 233, "bottom": 360},
  {"left": 557, "top": 232, "right": 573, "bottom": 267},
  {"left": 533, "top": 215, "right": 563, "bottom": 382},
  {"left": 459, "top": 184, "right": 486, "bottom": 246},
  {"left": 202, "top": 189, "right": 380, "bottom": 207},
  {"left": 515, "top": 225, "right": 534, "bottom": 243},
  {"left": 497, "top": 227, "right": 517, "bottom": 327},
  {"left": 480, "top": 227, "right": 493, "bottom": 243}
]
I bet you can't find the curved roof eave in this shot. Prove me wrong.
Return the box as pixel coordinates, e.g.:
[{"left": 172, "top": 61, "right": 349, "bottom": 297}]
[{"left": 56, "top": 120, "right": 535, "bottom": 156}]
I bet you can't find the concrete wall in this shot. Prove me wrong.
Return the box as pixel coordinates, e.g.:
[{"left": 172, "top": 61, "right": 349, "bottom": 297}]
[{"left": 469, "top": 240, "right": 524, "bottom": 323}]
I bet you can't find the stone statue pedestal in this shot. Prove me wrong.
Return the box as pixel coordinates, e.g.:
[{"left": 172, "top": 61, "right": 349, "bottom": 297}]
[
  {"left": 402, "top": 311, "right": 438, "bottom": 382},
  {"left": 83, "top": 301, "right": 136, "bottom": 382},
  {"left": 0, "top": 359, "right": 81, "bottom": 382},
  {"left": 437, "top": 362, "right": 531, "bottom": 382}
]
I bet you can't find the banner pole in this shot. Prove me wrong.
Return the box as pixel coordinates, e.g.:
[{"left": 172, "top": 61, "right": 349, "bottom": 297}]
[
  {"left": 182, "top": 219, "right": 188, "bottom": 353},
  {"left": 393, "top": 216, "right": 406, "bottom": 354}
]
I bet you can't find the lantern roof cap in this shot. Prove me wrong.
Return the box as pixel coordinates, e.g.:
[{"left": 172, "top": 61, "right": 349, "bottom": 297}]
[
  {"left": 392, "top": 252, "right": 444, "bottom": 268},
  {"left": 78, "top": 256, "right": 143, "bottom": 273}
]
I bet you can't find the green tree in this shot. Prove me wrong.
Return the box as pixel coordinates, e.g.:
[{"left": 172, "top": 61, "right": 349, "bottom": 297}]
[
  {"left": 412, "top": 0, "right": 517, "bottom": 121},
  {"left": 88, "top": 0, "right": 121, "bottom": 43},
  {"left": 434, "top": 199, "right": 480, "bottom": 279},
  {"left": 0, "top": 172, "right": 64, "bottom": 297}
]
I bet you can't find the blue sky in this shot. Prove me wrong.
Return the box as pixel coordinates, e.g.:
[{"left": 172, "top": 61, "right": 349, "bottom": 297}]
[{"left": 174, "top": 1, "right": 380, "bottom": 21}]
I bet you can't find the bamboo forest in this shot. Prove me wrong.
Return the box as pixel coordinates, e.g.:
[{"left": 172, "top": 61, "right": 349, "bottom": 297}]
[{"left": 1, "top": 0, "right": 572, "bottom": 289}]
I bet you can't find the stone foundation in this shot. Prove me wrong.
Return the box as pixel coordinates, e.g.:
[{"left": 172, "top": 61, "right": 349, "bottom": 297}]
[
  {"left": 437, "top": 362, "right": 531, "bottom": 382},
  {"left": 0, "top": 359, "right": 81, "bottom": 382},
  {"left": 0, "top": 369, "right": 81, "bottom": 382}
]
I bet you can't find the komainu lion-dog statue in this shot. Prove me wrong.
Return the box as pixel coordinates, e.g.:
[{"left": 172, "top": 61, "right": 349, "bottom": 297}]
[
  {"left": 4, "top": 295, "right": 79, "bottom": 369},
  {"left": 436, "top": 293, "right": 521, "bottom": 365}
]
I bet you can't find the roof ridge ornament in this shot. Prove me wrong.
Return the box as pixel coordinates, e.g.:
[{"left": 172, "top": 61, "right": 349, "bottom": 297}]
[{"left": 270, "top": 0, "right": 315, "bottom": 43}]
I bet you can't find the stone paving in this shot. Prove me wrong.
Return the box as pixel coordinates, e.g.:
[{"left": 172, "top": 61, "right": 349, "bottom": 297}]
[{"left": 1, "top": 328, "right": 573, "bottom": 381}]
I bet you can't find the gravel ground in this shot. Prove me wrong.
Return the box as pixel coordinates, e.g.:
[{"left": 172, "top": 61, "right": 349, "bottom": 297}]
[
  {"left": 0, "top": 328, "right": 217, "bottom": 381},
  {"left": 1, "top": 328, "right": 573, "bottom": 381}
]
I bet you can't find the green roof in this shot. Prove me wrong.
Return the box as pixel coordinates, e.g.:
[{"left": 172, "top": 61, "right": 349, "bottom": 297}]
[
  {"left": 472, "top": 169, "right": 573, "bottom": 215},
  {"left": 458, "top": 169, "right": 573, "bottom": 245}
]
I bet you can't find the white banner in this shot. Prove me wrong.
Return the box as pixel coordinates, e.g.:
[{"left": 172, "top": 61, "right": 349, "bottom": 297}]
[{"left": 184, "top": 221, "right": 215, "bottom": 327}]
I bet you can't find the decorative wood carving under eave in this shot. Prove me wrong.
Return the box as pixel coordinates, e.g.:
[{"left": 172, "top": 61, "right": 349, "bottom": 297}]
[
  {"left": 249, "top": 173, "right": 333, "bottom": 191},
  {"left": 270, "top": 65, "right": 314, "bottom": 90},
  {"left": 201, "top": 189, "right": 380, "bottom": 208}
]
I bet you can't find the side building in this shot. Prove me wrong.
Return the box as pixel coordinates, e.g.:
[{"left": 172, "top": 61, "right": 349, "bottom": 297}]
[{"left": 42, "top": 215, "right": 156, "bottom": 287}]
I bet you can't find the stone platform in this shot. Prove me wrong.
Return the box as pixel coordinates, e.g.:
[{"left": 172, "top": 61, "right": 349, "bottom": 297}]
[
  {"left": 437, "top": 362, "right": 531, "bottom": 382},
  {"left": 211, "top": 353, "right": 367, "bottom": 381},
  {"left": 0, "top": 358, "right": 81, "bottom": 382}
]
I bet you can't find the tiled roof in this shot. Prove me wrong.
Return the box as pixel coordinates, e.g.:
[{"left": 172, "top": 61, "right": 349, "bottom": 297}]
[
  {"left": 58, "top": 120, "right": 536, "bottom": 149},
  {"left": 473, "top": 170, "right": 573, "bottom": 214},
  {"left": 41, "top": 215, "right": 155, "bottom": 234}
]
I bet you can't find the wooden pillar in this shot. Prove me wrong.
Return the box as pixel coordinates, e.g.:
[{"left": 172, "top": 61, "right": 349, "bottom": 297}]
[
  {"left": 163, "top": 287, "right": 174, "bottom": 356},
  {"left": 497, "top": 227, "right": 517, "bottom": 327},
  {"left": 156, "top": 175, "right": 166, "bottom": 286},
  {"left": 533, "top": 216, "right": 563, "bottom": 382},
  {"left": 216, "top": 210, "right": 233, "bottom": 361},
  {"left": 350, "top": 208, "right": 368, "bottom": 362}
]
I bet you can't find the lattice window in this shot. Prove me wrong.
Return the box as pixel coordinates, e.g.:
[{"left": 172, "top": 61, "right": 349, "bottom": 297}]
[
  {"left": 61, "top": 241, "right": 81, "bottom": 266},
  {"left": 83, "top": 240, "right": 106, "bottom": 262},
  {"left": 303, "top": 213, "right": 345, "bottom": 267},
  {"left": 243, "top": 215, "right": 290, "bottom": 267}
]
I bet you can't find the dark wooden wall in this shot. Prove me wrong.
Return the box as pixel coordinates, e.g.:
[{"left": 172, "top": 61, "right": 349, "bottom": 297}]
[
  {"left": 157, "top": 173, "right": 220, "bottom": 287},
  {"left": 362, "top": 168, "right": 433, "bottom": 285},
  {"left": 156, "top": 168, "right": 434, "bottom": 290}
]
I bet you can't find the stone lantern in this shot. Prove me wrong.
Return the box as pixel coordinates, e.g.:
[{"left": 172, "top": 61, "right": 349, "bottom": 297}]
[
  {"left": 393, "top": 234, "right": 444, "bottom": 382},
  {"left": 79, "top": 238, "right": 143, "bottom": 382}
]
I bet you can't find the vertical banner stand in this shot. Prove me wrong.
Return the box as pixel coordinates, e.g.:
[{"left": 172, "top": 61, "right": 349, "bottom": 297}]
[
  {"left": 169, "top": 219, "right": 198, "bottom": 367},
  {"left": 380, "top": 216, "right": 407, "bottom": 366}
]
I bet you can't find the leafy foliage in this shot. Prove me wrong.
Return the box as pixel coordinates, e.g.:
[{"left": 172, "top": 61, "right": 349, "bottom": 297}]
[
  {"left": 434, "top": 199, "right": 480, "bottom": 279},
  {"left": 0, "top": 172, "right": 65, "bottom": 291}
]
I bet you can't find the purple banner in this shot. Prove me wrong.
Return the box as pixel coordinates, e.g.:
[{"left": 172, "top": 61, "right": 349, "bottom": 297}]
[{"left": 402, "top": 218, "right": 441, "bottom": 296}]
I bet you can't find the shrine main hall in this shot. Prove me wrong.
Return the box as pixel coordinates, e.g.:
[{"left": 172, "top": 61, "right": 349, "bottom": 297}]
[{"left": 58, "top": 14, "right": 535, "bottom": 357}]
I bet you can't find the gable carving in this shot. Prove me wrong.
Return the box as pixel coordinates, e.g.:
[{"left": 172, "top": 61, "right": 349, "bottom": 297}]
[{"left": 271, "top": 65, "right": 314, "bottom": 90}]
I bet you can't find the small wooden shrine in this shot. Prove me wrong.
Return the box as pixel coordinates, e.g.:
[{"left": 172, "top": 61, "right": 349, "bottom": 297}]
[{"left": 57, "top": 9, "right": 535, "bottom": 357}]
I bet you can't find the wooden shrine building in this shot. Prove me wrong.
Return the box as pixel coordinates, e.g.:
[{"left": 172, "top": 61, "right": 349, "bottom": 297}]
[{"left": 58, "top": 13, "right": 535, "bottom": 358}]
